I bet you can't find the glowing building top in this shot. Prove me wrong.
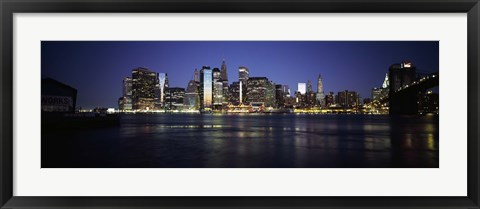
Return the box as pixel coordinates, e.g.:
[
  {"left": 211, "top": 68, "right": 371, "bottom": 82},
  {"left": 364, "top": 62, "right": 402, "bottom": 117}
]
[{"left": 382, "top": 73, "right": 389, "bottom": 89}]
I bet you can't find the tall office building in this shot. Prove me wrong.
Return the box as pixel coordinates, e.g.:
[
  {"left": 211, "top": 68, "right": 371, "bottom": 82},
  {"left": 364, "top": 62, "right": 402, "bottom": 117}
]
[
  {"left": 336, "top": 90, "right": 358, "bottom": 108},
  {"left": 119, "top": 77, "right": 133, "bottom": 110},
  {"left": 371, "top": 73, "right": 390, "bottom": 101},
  {"left": 325, "top": 92, "right": 335, "bottom": 107},
  {"left": 194, "top": 68, "right": 200, "bottom": 83},
  {"left": 123, "top": 77, "right": 132, "bottom": 97},
  {"left": 212, "top": 68, "right": 223, "bottom": 108},
  {"left": 307, "top": 80, "right": 313, "bottom": 93},
  {"left": 298, "top": 83, "right": 306, "bottom": 94},
  {"left": 132, "top": 67, "right": 159, "bottom": 110},
  {"left": 221, "top": 60, "right": 229, "bottom": 105},
  {"left": 202, "top": 67, "right": 213, "bottom": 110},
  {"left": 389, "top": 60, "right": 416, "bottom": 93},
  {"left": 316, "top": 74, "right": 325, "bottom": 107},
  {"left": 246, "top": 77, "right": 275, "bottom": 107},
  {"left": 275, "top": 84, "right": 285, "bottom": 108},
  {"left": 283, "top": 85, "right": 290, "bottom": 97},
  {"left": 184, "top": 80, "right": 200, "bottom": 110},
  {"left": 165, "top": 87, "right": 185, "bottom": 110},
  {"left": 372, "top": 87, "right": 384, "bottom": 101},
  {"left": 159, "top": 73, "right": 169, "bottom": 106},
  {"left": 228, "top": 81, "right": 241, "bottom": 105},
  {"left": 239, "top": 66, "right": 249, "bottom": 83},
  {"left": 221, "top": 60, "right": 228, "bottom": 81}
]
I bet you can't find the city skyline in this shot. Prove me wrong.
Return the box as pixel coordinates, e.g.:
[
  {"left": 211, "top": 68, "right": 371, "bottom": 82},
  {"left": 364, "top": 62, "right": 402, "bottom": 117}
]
[{"left": 41, "top": 41, "right": 439, "bottom": 108}]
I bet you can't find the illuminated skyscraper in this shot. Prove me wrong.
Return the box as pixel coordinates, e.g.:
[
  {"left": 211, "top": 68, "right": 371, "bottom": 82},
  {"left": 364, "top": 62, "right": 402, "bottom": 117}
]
[
  {"left": 372, "top": 73, "right": 390, "bottom": 101},
  {"left": 184, "top": 80, "right": 200, "bottom": 110},
  {"left": 382, "top": 73, "right": 389, "bottom": 89},
  {"left": 298, "top": 83, "right": 306, "bottom": 94},
  {"left": 165, "top": 87, "right": 185, "bottom": 110},
  {"left": 238, "top": 66, "right": 249, "bottom": 83},
  {"left": 202, "top": 67, "right": 213, "bottom": 110},
  {"left": 132, "top": 67, "right": 158, "bottom": 110},
  {"left": 119, "top": 77, "right": 133, "bottom": 110},
  {"left": 123, "top": 77, "right": 132, "bottom": 97},
  {"left": 228, "top": 81, "right": 241, "bottom": 105},
  {"left": 212, "top": 68, "right": 223, "bottom": 108},
  {"left": 325, "top": 92, "right": 335, "bottom": 107},
  {"left": 221, "top": 60, "right": 229, "bottom": 105},
  {"left": 246, "top": 77, "right": 275, "bottom": 107},
  {"left": 194, "top": 68, "right": 200, "bottom": 83},
  {"left": 159, "top": 73, "right": 168, "bottom": 105},
  {"left": 336, "top": 90, "right": 358, "bottom": 108},
  {"left": 238, "top": 66, "right": 249, "bottom": 104},
  {"left": 316, "top": 74, "right": 325, "bottom": 107}
]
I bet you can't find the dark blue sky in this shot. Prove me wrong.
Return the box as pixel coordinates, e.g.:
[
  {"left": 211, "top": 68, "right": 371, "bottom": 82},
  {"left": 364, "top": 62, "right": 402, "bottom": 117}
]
[{"left": 41, "top": 41, "right": 439, "bottom": 108}]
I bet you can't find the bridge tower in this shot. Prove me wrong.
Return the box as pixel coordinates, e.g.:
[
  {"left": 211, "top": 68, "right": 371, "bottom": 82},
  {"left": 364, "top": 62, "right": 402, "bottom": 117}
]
[{"left": 388, "top": 61, "right": 418, "bottom": 115}]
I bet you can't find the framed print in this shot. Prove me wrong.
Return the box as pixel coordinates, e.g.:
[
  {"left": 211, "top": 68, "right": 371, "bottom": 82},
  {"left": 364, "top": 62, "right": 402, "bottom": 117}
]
[{"left": 1, "top": 0, "right": 479, "bottom": 208}]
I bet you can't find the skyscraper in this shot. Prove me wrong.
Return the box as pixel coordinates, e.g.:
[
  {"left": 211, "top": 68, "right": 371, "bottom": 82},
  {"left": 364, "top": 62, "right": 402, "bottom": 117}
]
[
  {"left": 221, "top": 59, "right": 228, "bottom": 81},
  {"left": 220, "top": 60, "right": 229, "bottom": 105},
  {"left": 238, "top": 66, "right": 249, "bottom": 83},
  {"left": 123, "top": 77, "right": 132, "bottom": 97},
  {"left": 238, "top": 66, "right": 249, "bottom": 104},
  {"left": 336, "top": 90, "right": 358, "bottom": 108},
  {"left": 194, "top": 68, "right": 200, "bottom": 83},
  {"left": 159, "top": 73, "right": 168, "bottom": 106},
  {"left": 119, "top": 77, "right": 133, "bottom": 110},
  {"left": 316, "top": 74, "right": 325, "bottom": 107},
  {"left": 202, "top": 67, "right": 213, "bottom": 110},
  {"left": 212, "top": 68, "right": 223, "bottom": 109},
  {"left": 184, "top": 80, "right": 200, "bottom": 110},
  {"left": 132, "top": 67, "right": 158, "bottom": 110},
  {"left": 382, "top": 73, "right": 389, "bottom": 89},
  {"left": 246, "top": 77, "right": 275, "bottom": 107},
  {"left": 307, "top": 80, "right": 313, "bottom": 93},
  {"left": 298, "top": 83, "right": 306, "bottom": 94},
  {"left": 228, "top": 81, "right": 241, "bottom": 105},
  {"left": 325, "top": 92, "right": 335, "bottom": 107},
  {"left": 275, "top": 84, "right": 285, "bottom": 108},
  {"left": 165, "top": 87, "right": 185, "bottom": 110}
]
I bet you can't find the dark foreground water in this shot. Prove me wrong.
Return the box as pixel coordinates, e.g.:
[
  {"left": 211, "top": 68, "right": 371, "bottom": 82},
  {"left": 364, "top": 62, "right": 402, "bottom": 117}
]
[{"left": 42, "top": 114, "right": 439, "bottom": 168}]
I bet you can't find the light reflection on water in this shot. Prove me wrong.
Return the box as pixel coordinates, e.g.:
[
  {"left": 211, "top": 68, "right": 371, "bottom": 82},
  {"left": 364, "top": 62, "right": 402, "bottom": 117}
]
[{"left": 43, "top": 114, "right": 439, "bottom": 168}]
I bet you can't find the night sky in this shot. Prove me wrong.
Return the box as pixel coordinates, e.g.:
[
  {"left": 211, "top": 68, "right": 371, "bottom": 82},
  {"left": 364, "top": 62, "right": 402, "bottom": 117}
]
[{"left": 41, "top": 41, "right": 439, "bottom": 109}]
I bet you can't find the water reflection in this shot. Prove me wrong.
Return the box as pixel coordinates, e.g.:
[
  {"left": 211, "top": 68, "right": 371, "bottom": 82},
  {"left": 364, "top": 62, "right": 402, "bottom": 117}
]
[{"left": 42, "top": 114, "right": 439, "bottom": 168}]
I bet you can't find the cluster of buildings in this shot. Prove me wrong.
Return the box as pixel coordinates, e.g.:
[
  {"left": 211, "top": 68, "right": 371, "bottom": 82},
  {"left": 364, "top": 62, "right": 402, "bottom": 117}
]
[
  {"left": 117, "top": 60, "right": 328, "bottom": 113},
  {"left": 117, "top": 60, "right": 439, "bottom": 114}
]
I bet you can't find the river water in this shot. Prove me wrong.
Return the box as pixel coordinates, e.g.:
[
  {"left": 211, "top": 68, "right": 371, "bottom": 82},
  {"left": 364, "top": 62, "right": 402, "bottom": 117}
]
[{"left": 42, "top": 114, "right": 439, "bottom": 168}]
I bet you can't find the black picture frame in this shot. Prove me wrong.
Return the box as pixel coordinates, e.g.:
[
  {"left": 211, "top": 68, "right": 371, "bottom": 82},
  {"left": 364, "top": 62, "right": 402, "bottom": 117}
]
[{"left": 1, "top": 0, "right": 479, "bottom": 208}]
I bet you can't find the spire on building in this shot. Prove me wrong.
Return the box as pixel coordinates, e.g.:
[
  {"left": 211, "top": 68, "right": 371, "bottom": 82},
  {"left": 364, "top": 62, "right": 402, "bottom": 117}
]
[
  {"left": 220, "top": 59, "right": 228, "bottom": 81},
  {"left": 382, "top": 73, "right": 389, "bottom": 88}
]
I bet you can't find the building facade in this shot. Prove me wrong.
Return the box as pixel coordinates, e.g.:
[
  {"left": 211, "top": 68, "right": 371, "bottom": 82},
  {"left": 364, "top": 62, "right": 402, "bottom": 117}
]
[
  {"left": 336, "top": 90, "right": 358, "bottom": 108},
  {"left": 184, "top": 80, "right": 200, "bottom": 110},
  {"left": 246, "top": 77, "right": 275, "bottom": 106},
  {"left": 297, "top": 83, "right": 306, "bottom": 94},
  {"left": 165, "top": 87, "right": 185, "bottom": 110},
  {"left": 316, "top": 74, "right": 325, "bottom": 107},
  {"left": 42, "top": 78, "right": 77, "bottom": 113},
  {"left": 201, "top": 67, "right": 213, "bottom": 110},
  {"left": 132, "top": 67, "right": 159, "bottom": 110}
]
